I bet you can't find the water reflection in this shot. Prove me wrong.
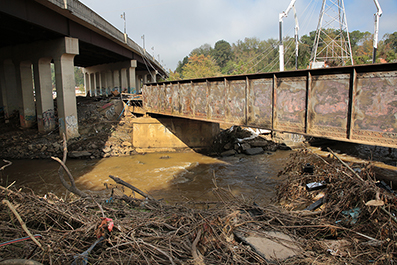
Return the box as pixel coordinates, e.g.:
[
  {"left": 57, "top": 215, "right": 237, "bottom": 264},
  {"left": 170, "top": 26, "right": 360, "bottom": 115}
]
[{"left": 0, "top": 150, "right": 291, "bottom": 205}]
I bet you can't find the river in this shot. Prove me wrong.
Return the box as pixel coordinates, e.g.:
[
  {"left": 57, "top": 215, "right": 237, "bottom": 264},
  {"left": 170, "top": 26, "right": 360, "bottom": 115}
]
[{"left": 0, "top": 150, "right": 292, "bottom": 205}]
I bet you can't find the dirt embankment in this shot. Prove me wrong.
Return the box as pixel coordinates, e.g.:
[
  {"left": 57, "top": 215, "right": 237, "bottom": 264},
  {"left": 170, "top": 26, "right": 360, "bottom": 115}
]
[{"left": 0, "top": 97, "right": 140, "bottom": 160}]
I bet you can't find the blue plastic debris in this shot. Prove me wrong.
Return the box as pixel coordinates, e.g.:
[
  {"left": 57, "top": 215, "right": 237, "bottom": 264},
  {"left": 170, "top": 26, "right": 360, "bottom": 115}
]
[{"left": 337, "top": 207, "right": 361, "bottom": 225}]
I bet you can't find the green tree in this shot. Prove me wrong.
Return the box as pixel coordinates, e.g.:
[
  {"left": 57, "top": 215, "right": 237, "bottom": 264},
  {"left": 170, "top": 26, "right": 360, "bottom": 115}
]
[
  {"left": 384, "top": 32, "right": 397, "bottom": 53},
  {"left": 175, "top": 56, "right": 189, "bottom": 77},
  {"left": 211, "top": 40, "right": 232, "bottom": 70},
  {"left": 74, "top": 67, "right": 84, "bottom": 87},
  {"left": 181, "top": 54, "right": 221, "bottom": 79},
  {"left": 167, "top": 70, "right": 182, "bottom": 81},
  {"left": 190, "top": 43, "right": 212, "bottom": 57}
]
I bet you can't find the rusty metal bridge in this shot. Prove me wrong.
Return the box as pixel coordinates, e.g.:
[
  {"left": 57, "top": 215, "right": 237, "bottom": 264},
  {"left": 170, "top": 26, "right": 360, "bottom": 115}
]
[{"left": 143, "top": 63, "right": 397, "bottom": 148}]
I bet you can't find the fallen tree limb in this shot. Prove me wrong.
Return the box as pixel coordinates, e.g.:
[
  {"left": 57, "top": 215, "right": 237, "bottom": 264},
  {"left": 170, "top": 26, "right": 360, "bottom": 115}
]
[
  {"left": 2, "top": 199, "right": 44, "bottom": 251},
  {"left": 109, "top": 175, "right": 155, "bottom": 200},
  {"left": 191, "top": 229, "right": 205, "bottom": 265},
  {"left": 0, "top": 159, "right": 12, "bottom": 171},
  {"left": 137, "top": 239, "right": 176, "bottom": 265},
  {"left": 51, "top": 134, "right": 88, "bottom": 198},
  {"left": 52, "top": 157, "right": 88, "bottom": 198},
  {"left": 327, "top": 147, "right": 365, "bottom": 182}
]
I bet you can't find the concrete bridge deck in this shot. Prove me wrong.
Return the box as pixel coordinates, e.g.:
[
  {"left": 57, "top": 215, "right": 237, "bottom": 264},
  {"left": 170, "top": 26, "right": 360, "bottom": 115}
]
[
  {"left": 0, "top": 0, "right": 166, "bottom": 139},
  {"left": 143, "top": 63, "right": 397, "bottom": 148}
]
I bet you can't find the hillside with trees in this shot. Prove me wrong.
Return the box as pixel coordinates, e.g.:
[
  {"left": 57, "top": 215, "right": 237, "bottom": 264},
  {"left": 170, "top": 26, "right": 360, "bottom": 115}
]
[{"left": 168, "top": 30, "right": 397, "bottom": 81}]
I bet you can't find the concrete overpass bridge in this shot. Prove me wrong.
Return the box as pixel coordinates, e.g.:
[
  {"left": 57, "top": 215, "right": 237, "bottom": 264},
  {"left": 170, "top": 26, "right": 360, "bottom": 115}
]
[
  {"left": 1, "top": 0, "right": 396, "bottom": 150},
  {"left": 143, "top": 63, "right": 397, "bottom": 149},
  {"left": 0, "top": 0, "right": 166, "bottom": 139}
]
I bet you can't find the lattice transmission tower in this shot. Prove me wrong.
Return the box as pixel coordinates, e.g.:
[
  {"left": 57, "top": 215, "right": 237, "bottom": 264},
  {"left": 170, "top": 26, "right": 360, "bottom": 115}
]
[{"left": 311, "top": 0, "right": 353, "bottom": 67}]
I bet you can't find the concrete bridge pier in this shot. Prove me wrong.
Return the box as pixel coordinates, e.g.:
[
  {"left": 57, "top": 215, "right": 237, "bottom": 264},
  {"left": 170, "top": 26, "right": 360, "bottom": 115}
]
[
  {"left": 0, "top": 60, "right": 19, "bottom": 120},
  {"left": 16, "top": 61, "right": 36, "bottom": 128},
  {"left": 33, "top": 58, "right": 55, "bottom": 133},
  {"left": 84, "top": 60, "right": 139, "bottom": 96},
  {"left": 0, "top": 37, "right": 80, "bottom": 139}
]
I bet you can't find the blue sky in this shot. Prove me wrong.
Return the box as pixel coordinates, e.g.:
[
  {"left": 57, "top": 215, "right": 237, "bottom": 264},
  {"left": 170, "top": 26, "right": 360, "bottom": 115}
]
[{"left": 80, "top": 0, "right": 397, "bottom": 71}]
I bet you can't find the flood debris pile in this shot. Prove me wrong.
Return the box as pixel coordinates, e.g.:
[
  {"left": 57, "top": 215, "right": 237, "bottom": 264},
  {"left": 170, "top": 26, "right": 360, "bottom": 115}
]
[
  {"left": 1, "top": 148, "right": 396, "bottom": 264},
  {"left": 0, "top": 182, "right": 297, "bottom": 265},
  {"left": 276, "top": 149, "right": 397, "bottom": 264},
  {"left": 212, "top": 126, "right": 291, "bottom": 157},
  {"left": 0, "top": 96, "right": 137, "bottom": 160}
]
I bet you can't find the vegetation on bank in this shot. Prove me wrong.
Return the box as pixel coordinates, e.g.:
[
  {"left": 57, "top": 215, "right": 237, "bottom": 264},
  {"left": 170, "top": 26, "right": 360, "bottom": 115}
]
[{"left": 168, "top": 30, "right": 397, "bottom": 81}]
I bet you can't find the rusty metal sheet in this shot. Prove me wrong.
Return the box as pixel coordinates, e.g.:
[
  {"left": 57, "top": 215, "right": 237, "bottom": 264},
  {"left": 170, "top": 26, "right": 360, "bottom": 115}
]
[
  {"left": 207, "top": 81, "right": 226, "bottom": 121},
  {"left": 163, "top": 83, "right": 173, "bottom": 114},
  {"left": 180, "top": 82, "right": 193, "bottom": 116},
  {"left": 193, "top": 82, "right": 207, "bottom": 118},
  {"left": 352, "top": 71, "right": 397, "bottom": 146},
  {"left": 308, "top": 74, "right": 350, "bottom": 138},
  {"left": 274, "top": 76, "right": 307, "bottom": 133},
  {"left": 158, "top": 84, "right": 166, "bottom": 113},
  {"left": 247, "top": 78, "right": 273, "bottom": 128},
  {"left": 225, "top": 80, "right": 246, "bottom": 124},
  {"left": 171, "top": 83, "right": 180, "bottom": 114},
  {"left": 143, "top": 84, "right": 159, "bottom": 112}
]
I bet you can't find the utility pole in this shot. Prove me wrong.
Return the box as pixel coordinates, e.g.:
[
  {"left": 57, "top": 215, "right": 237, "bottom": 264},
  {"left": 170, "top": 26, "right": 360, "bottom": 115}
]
[
  {"left": 311, "top": 0, "right": 353, "bottom": 67},
  {"left": 279, "top": 0, "right": 298, "bottom": 71},
  {"left": 372, "top": 0, "right": 382, "bottom": 64},
  {"left": 121, "top": 12, "right": 127, "bottom": 42},
  {"left": 141, "top": 35, "right": 145, "bottom": 53}
]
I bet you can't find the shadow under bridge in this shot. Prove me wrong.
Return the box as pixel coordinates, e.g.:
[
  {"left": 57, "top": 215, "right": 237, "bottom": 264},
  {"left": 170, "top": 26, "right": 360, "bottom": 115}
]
[{"left": 142, "top": 63, "right": 397, "bottom": 149}]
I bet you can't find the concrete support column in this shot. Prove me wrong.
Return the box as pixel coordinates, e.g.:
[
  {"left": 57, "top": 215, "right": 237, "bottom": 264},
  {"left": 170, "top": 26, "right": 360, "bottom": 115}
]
[
  {"left": 100, "top": 72, "right": 106, "bottom": 96},
  {"left": 34, "top": 58, "right": 55, "bottom": 133},
  {"left": 151, "top": 71, "right": 157, "bottom": 83},
  {"left": 83, "top": 72, "right": 89, "bottom": 96},
  {"left": 17, "top": 61, "right": 36, "bottom": 128},
  {"left": 96, "top": 72, "right": 101, "bottom": 95},
  {"left": 120, "top": 68, "right": 128, "bottom": 93},
  {"left": 88, "top": 73, "right": 93, "bottom": 97},
  {"left": 0, "top": 82, "right": 3, "bottom": 114},
  {"left": 113, "top": 70, "right": 120, "bottom": 92},
  {"left": 128, "top": 60, "right": 137, "bottom": 94},
  {"left": 88, "top": 73, "right": 93, "bottom": 96},
  {"left": 1, "top": 60, "right": 19, "bottom": 119},
  {"left": 93, "top": 73, "right": 98, "bottom": 97},
  {"left": 106, "top": 71, "right": 112, "bottom": 95},
  {"left": 143, "top": 74, "right": 148, "bottom": 85},
  {"left": 54, "top": 53, "right": 79, "bottom": 139}
]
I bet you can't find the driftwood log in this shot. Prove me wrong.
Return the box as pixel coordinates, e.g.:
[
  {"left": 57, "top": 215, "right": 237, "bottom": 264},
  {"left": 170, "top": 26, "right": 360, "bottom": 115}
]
[{"left": 109, "top": 175, "right": 155, "bottom": 200}]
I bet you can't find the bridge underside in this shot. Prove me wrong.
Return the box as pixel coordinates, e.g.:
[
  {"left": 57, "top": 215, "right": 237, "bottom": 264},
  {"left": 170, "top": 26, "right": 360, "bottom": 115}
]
[{"left": 143, "top": 63, "right": 397, "bottom": 149}]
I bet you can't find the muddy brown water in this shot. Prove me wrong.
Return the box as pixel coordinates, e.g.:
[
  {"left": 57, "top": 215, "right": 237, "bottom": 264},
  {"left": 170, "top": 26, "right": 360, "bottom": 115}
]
[{"left": 0, "top": 151, "right": 292, "bottom": 205}]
